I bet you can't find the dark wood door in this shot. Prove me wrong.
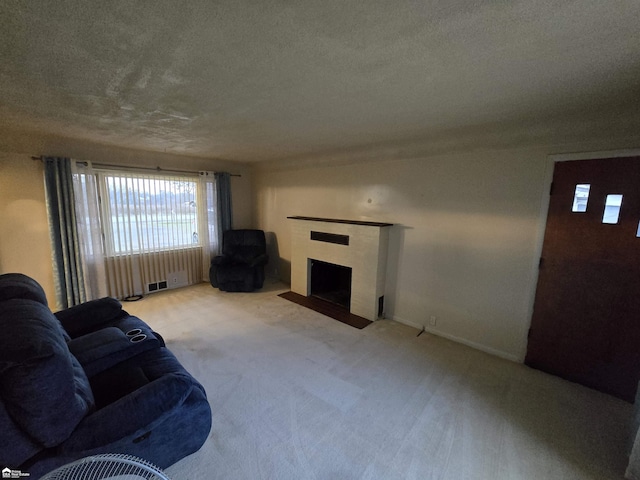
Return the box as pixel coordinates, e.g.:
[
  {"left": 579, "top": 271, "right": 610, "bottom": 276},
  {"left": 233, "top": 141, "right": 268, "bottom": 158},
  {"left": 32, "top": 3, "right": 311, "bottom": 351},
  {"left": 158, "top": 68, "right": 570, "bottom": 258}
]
[{"left": 525, "top": 157, "right": 640, "bottom": 402}]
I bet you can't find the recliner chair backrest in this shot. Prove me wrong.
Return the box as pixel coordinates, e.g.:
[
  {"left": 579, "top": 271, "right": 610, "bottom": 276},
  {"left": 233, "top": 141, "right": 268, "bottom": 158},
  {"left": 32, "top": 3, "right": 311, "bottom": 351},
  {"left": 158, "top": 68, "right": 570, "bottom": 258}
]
[
  {"left": 222, "top": 230, "right": 266, "bottom": 252},
  {"left": 222, "top": 230, "right": 266, "bottom": 264}
]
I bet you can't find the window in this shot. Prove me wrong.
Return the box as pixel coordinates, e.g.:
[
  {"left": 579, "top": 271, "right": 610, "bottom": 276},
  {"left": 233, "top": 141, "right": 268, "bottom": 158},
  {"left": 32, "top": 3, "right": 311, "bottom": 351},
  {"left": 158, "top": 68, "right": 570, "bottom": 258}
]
[
  {"left": 571, "top": 184, "right": 590, "bottom": 212},
  {"left": 602, "top": 194, "right": 623, "bottom": 225},
  {"left": 100, "top": 172, "right": 201, "bottom": 255},
  {"left": 71, "top": 164, "right": 223, "bottom": 300}
]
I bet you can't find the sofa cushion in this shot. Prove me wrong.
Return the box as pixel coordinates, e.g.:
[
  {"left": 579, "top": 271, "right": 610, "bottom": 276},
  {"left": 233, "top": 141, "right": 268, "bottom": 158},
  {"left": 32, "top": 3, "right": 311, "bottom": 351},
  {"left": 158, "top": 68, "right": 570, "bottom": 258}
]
[{"left": 0, "top": 299, "right": 94, "bottom": 447}]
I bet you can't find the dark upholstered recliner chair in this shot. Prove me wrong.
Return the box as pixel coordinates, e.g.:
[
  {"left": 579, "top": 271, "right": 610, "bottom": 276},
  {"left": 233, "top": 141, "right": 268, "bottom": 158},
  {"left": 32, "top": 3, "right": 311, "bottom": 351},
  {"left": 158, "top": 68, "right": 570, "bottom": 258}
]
[{"left": 210, "top": 229, "right": 269, "bottom": 292}]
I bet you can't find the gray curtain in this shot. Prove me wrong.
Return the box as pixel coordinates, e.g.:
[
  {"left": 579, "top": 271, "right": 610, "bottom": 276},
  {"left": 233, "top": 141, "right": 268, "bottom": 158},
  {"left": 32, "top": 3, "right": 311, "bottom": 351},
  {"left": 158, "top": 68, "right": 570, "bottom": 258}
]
[
  {"left": 43, "top": 157, "right": 86, "bottom": 308},
  {"left": 215, "top": 172, "right": 233, "bottom": 239}
]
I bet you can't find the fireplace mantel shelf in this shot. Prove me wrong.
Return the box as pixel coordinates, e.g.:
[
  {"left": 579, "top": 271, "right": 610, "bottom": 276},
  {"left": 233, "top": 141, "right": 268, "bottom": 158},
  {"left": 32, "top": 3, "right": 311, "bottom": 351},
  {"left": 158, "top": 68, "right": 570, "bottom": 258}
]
[{"left": 287, "top": 216, "right": 393, "bottom": 228}]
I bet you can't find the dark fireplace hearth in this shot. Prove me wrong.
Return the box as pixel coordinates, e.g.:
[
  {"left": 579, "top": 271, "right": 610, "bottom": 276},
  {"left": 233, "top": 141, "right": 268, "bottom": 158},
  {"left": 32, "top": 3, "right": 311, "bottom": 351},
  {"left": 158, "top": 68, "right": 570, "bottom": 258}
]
[{"left": 310, "top": 259, "right": 352, "bottom": 309}]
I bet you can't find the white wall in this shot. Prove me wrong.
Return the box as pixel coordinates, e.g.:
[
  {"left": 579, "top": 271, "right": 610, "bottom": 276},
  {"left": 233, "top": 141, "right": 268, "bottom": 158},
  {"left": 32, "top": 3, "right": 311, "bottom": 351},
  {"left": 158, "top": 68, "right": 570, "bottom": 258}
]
[{"left": 254, "top": 147, "right": 556, "bottom": 362}]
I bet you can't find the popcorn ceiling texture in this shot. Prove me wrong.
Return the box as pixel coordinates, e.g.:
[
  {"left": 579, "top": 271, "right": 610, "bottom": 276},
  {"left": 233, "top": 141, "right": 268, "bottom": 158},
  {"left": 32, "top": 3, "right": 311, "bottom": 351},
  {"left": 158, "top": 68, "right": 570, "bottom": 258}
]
[{"left": 0, "top": 1, "right": 639, "bottom": 163}]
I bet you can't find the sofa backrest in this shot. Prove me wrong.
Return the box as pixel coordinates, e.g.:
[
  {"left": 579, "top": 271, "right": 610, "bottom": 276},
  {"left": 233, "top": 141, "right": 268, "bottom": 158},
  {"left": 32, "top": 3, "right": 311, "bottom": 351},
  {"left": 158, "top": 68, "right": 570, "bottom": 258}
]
[
  {"left": 0, "top": 273, "right": 49, "bottom": 306},
  {"left": 0, "top": 274, "right": 72, "bottom": 342},
  {"left": 0, "top": 299, "right": 94, "bottom": 467}
]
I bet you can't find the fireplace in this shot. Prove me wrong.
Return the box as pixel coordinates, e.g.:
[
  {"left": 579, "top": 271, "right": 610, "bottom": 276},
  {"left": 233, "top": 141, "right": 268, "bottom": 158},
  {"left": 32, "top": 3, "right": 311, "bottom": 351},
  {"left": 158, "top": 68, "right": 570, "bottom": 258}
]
[
  {"left": 287, "top": 216, "right": 392, "bottom": 322},
  {"left": 310, "top": 259, "right": 352, "bottom": 309}
]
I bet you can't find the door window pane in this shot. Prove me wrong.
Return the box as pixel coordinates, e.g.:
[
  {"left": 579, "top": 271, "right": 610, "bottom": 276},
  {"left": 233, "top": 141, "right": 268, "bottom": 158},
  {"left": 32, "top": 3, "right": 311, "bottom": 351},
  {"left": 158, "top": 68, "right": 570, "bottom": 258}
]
[
  {"left": 572, "top": 184, "right": 590, "bottom": 212},
  {"left": 602, "top": 194, "right": 623, "bottom": 224}
]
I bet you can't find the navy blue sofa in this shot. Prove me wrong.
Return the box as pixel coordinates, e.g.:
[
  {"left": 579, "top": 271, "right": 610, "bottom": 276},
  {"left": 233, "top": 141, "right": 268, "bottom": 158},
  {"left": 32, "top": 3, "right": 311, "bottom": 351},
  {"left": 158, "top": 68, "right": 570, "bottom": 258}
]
[{"left": 0, "top": 273, "right": 212, "bottom": 478}]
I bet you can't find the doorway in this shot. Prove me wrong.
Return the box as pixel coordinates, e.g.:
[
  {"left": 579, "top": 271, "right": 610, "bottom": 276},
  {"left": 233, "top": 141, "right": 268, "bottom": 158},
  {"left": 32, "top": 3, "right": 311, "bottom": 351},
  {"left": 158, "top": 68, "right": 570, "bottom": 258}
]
[{"left": 525, "top": 156, "right": 640, "bottom": 402}]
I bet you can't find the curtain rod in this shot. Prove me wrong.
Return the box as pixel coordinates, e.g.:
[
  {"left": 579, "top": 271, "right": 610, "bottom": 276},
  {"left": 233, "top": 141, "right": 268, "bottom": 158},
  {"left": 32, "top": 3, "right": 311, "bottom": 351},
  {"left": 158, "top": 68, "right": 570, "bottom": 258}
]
[{"left": 31, "top": 156, "right": 241, "bottom": 177}]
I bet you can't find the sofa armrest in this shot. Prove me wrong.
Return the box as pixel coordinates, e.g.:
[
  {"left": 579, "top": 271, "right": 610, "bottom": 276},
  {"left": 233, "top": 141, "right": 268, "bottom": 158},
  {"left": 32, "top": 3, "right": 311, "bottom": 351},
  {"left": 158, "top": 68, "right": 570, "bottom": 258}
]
[
  {"left": 54, "top": 298, "right": 126, "bottom": 338},
  {"left": 68, "top": 327, "right": 162, "bottom": 377}
]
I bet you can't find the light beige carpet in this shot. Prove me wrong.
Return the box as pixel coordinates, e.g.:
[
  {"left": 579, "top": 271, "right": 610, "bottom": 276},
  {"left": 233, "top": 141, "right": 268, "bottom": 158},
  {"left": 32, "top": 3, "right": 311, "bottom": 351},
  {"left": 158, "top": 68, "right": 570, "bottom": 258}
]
[{"left": 123, "top": 280, "right": 632, "bottom": 480}]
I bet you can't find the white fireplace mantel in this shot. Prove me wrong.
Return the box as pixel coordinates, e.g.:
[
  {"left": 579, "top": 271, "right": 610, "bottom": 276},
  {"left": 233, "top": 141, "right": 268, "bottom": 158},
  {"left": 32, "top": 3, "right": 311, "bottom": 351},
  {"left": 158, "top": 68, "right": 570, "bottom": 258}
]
[{"left": 288, "top": 216, "right": 392, "bottom": 321}]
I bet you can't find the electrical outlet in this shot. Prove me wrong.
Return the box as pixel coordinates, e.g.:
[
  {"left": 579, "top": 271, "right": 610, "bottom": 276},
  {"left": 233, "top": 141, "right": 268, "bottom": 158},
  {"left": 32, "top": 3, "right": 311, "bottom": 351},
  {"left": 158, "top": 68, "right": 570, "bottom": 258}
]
[{"left": 429, "top": 315, "right": 437, "bottom": 326}]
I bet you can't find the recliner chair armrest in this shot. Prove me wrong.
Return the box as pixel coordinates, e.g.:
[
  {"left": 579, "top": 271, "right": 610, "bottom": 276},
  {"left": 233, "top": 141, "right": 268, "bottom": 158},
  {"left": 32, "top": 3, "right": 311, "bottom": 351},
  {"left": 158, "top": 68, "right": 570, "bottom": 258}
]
[
  {"left": 210, "top": 255, "right": 232, "bottom": 266},
  {"left": 248, "top": 253, "right": 269, "bottom": 267},
  {"left": 54, "top": 298, "right": 127, "bottom": 338}
]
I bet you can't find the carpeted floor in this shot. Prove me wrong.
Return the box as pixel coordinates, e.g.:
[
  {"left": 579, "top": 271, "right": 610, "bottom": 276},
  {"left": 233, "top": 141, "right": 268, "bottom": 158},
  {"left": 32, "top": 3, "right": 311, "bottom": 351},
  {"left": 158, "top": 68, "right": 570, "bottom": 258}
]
[{"left": 123, "top": 279, "right": 633, "bottom": 480}]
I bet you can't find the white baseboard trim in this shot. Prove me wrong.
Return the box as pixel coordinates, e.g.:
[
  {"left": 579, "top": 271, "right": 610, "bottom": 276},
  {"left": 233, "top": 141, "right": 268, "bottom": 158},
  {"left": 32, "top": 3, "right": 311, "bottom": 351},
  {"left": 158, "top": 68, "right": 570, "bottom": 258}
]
[{"left": 391, "top": 315, "right": 521, "bottom": 363}]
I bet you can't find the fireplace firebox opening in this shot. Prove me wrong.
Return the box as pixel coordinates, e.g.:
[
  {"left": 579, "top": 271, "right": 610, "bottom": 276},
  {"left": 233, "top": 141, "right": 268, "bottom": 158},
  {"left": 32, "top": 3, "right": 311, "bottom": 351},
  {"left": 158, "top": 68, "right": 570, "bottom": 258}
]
[{"left": 309, "top": 259, "right": 352, "bottom": 309}]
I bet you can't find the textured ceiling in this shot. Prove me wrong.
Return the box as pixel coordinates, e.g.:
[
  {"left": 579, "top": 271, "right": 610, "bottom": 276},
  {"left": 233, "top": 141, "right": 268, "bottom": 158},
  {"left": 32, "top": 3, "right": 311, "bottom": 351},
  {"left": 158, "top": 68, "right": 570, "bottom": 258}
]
[{"left": 1, "top": 1, "right": 639, "bottom": 163}]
